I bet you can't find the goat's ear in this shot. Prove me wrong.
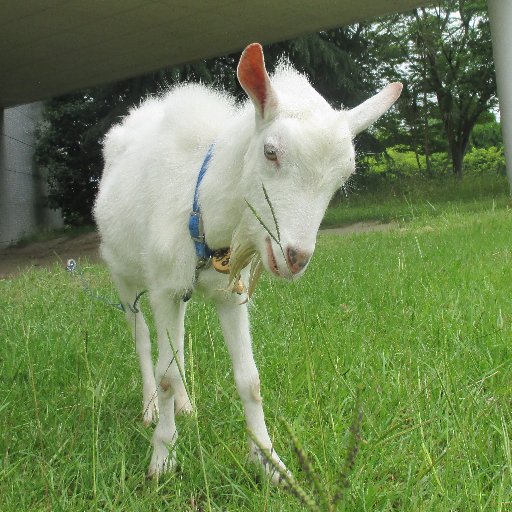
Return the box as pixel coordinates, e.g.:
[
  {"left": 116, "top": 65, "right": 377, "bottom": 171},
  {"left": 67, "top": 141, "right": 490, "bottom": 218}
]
[
  {"left": 346, "top": 82, "right": 403, "bottom": 136},
  {"left": 237, "top": 43, "right": 277, "bottom": 120}
]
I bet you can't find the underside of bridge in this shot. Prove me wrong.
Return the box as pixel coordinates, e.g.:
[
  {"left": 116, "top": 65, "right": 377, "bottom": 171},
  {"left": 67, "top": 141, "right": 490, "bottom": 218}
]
[{"left": 1, "top": 0, "right": 426, "bottom": 108}]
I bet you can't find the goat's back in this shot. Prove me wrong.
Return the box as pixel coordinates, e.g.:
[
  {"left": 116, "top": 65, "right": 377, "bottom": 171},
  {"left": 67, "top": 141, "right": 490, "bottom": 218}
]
[{"left": 94, "top": 83, "right": 236, "bottom": 285}]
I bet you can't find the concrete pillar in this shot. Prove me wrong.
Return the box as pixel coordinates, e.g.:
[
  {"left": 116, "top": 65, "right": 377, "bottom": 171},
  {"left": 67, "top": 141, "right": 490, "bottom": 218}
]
[
  {"left": 0, "top": 102, "right": 63, "bottom": 247},
  {"left": 488, "top": 0, "right": 512, "bottom": 192}
]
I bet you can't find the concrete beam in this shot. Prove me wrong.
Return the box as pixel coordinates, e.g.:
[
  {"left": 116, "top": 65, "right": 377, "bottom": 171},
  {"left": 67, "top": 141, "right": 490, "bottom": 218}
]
[{"left": 1, "top": 0, "right": 427, "bottom": 108}]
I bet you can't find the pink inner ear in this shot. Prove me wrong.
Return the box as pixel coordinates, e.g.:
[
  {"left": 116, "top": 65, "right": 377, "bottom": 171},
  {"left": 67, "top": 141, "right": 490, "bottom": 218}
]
[{"left": 237, "top": 43, "right": 269, "bottom": 115}]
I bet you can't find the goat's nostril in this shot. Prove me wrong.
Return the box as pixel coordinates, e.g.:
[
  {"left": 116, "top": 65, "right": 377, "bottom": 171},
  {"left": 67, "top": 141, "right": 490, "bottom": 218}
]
[{"left": 286, "top": 247, "right": 311, "bottom": 274}]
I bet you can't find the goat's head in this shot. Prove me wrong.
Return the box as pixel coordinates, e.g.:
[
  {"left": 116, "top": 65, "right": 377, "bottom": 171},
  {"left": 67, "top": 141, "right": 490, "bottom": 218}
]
[{"left": 230, "top": 43, "right": 402, "bottom": 284}]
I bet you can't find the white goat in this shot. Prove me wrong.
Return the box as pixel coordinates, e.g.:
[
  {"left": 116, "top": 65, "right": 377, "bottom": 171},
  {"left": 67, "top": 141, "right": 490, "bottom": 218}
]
[{"left": 94, "top": 43, "right": 401, "bottom": 481}]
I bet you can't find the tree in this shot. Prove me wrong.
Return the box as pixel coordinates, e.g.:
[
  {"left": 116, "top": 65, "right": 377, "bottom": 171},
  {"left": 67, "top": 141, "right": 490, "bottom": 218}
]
[
  {"left": 367, "top": 1, "right": 497, "bottom": 177},
  {"left": 419, "top": 1, "right": 496, "bottom": 176},
  {"left": 35, "top": 29, "right": 375, "bottom": 225},
  {"left": 391, "top": 1, "right": 496, "bottom": 176}
]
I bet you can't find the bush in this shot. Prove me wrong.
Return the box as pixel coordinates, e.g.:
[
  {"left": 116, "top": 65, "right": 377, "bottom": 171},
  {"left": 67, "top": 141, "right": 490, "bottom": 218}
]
[
  {"left": 362, "top": 147, "right": 450, "bottom": 178},
  {"left": 361, "top": 145, "right": 505, "bottom": 180},
  {"left": 463, "top": 146, "right": 506, "bottom": 175}
]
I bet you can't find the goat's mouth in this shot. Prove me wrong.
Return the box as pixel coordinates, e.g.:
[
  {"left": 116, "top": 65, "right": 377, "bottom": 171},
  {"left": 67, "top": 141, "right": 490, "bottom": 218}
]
[{"left": 265, "top": 237, "right": 281, "bottom": 276}]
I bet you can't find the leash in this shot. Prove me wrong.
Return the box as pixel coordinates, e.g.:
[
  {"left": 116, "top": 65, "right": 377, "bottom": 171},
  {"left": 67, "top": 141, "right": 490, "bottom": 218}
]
[{"left": 66, "top": 259, "right": 146, "bottom": 313}]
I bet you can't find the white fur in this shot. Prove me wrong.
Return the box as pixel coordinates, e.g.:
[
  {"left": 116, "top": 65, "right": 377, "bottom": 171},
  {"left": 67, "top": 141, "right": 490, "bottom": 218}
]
[{"left": 94, "top": 44, "right": 401, "bottom": 481}]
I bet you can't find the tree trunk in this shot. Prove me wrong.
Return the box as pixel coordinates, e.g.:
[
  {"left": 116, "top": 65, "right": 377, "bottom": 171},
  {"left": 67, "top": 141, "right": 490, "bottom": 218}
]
[
  {"left": 422, "top": 59, "right": 432, "bottom": 176},
  {"left": 451, "top": 143, "right": 465, "bottom": 178},
  {"left": 414, "top": 148, "right": 423, "bottom": 172},
  {"left": 424, "top": 124, "right": 432, "bottom": 176}
]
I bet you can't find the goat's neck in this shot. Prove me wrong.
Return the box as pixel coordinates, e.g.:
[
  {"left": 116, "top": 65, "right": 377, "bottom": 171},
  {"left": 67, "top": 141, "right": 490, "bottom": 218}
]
[{"left": 200, "top": 114, "right": 253, "bottom": 249}]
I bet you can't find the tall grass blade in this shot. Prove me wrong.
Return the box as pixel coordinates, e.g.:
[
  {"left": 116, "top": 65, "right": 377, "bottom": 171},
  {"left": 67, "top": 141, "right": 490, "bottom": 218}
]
[
  {"left": 262, "top": 184, "right": 280, "bottom": 242},
  {"left": 281, "top": 420, "right": 329, "bottom": 510},
  {"left": 331, "top": 386, "right": 363, "bottom": 506},
  {"left": 245, "top": 199, "right": 280, "bottom": 246}
]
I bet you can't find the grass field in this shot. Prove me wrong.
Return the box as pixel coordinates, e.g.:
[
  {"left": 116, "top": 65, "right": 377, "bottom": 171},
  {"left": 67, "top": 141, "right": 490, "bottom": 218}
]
[
  {"left": 323, "top": 173, "right": 511, "bottom": 227},
  {"left": 1, "top": 175, "right": 512, "bottom": 511}
]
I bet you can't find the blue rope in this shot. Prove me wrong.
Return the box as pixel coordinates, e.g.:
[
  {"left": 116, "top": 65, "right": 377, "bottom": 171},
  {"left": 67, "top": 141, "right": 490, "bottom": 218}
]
[{"left": 188, "top": 144, "right": 215, "bottom": 263}]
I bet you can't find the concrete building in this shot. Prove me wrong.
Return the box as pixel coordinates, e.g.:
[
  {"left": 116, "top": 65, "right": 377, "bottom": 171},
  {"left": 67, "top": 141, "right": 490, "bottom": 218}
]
[{"left": 1, "top": 0, "right": 510, "bottom": 246}]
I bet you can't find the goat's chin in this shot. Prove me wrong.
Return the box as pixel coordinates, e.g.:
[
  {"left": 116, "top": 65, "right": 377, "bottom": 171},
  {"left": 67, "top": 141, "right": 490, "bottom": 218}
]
[{"left": 266, "top": 266, "right": 298, "bottom": 281}]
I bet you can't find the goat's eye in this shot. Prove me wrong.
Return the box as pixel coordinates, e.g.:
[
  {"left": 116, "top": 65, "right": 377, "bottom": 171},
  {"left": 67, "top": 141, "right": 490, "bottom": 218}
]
[{"left": 264, "top": 143, "right": 278, "bottom": 161}]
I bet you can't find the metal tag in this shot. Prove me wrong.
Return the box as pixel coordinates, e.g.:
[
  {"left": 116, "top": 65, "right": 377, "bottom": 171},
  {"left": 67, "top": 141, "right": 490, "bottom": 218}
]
[{"left": 212, "top": 248, "right": 231, "bottom": 274}]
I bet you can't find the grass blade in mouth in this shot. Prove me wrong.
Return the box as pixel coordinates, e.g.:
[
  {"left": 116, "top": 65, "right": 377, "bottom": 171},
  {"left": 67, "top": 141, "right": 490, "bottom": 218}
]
[
  {"left": 247, "top": 257, "right": 264, "bottom": 298},
  {"left": 230, "top": 185, "right": 283, "bottom": 298}
]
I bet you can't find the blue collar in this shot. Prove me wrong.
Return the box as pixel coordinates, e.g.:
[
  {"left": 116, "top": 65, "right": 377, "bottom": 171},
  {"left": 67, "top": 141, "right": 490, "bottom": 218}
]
[{"left": 188, "top": 144, "right": 215, "bottom": 264}]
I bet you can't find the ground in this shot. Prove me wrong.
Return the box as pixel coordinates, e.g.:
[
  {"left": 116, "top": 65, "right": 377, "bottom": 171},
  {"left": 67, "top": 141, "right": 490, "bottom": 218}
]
[
  {"left": 0, "top": 231, "right": 101, "bottom": 279},
  {"left": 0, "top": 221, "right": 396, "bottom": 279}
]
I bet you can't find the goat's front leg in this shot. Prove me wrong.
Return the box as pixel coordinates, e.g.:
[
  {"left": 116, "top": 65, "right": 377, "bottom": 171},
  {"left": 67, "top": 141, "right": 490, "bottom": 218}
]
[
  {"left": 215, "top": 297, "right": 288, "bottom": 484},
  {"left": 147, "top": 293, "right": 190, "bottom": 478}
]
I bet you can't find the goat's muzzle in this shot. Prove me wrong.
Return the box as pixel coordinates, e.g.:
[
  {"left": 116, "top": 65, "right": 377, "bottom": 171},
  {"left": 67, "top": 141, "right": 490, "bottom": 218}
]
[
  {"left": 265, "top": 238, "right": 312, "bottom": 278},
  {"left": 286, "top": 246, "right": 311, "bottom": 275}
]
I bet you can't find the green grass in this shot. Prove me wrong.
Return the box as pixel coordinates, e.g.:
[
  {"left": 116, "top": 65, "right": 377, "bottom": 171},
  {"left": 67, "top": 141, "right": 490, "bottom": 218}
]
[
  {"left": 1, "top": 179, "right": 512, "bottom": 510},
  {"left": 322, "top": 172, "right": 510, "bottom": 227}
]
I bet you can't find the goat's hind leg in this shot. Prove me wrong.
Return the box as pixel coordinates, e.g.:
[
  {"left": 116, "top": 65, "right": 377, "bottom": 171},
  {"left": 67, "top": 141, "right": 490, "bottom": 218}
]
[{"left": 114, "top": 276, "right": 158, "bottom": 426}]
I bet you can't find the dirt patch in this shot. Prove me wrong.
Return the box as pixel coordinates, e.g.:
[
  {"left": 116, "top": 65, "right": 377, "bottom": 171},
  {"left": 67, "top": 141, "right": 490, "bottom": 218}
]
[
  {"left": 320, "top": 220, "right": 398, "bottom": 236},
  {"left": 0, "top": 231, "right": 102, "bottom": 279},
  {"left": 0, "top": 221, "right": 397, "bottom": 279}
]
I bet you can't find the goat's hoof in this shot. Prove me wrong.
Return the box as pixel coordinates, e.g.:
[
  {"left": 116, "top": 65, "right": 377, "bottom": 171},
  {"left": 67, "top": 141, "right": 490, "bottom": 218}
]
[
  {"left": 175, "top": 394, "right": 194, "bottom": 416},
  {"left": 147, "top": 450, "right": 176, "bottom": 479},
  {"left": 142, "top": 397, "right": 159, "bottom": 426},
  {"left": 249, "top": 445, "right": 290, "bottom": 486}
]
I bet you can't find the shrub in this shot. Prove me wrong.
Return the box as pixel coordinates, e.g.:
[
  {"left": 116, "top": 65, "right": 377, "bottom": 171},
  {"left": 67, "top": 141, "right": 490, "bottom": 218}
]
[
  {"left": 362, "top": 145, "right": 505, "bottom": 180},
  {"left": 463, "top": 146, "right": 506, "bottom": 175},
  {"left": 362, "top": 147, "right": 449, "bottom": 178}
]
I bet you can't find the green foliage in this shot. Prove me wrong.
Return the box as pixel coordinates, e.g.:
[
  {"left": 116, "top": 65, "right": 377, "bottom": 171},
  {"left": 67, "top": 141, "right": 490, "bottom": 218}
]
[
  {"left": 361, "top": 144, "right": 505, "bottom": 182},
  {"left": 471, "top": 114, "right": 503, "bottom": 149},
  {"left": 464, "top": 146, "right": 506, "bottom": 175},
  {"left": 35, "top": 95, "right": 105, "bottom": 225},
  {"left": 364, "top": 147, "right": 428, "bottom": 177}
]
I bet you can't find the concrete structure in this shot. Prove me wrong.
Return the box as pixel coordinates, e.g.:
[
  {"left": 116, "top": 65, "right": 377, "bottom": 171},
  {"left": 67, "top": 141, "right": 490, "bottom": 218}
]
[
  {"left": 0, "top": 104, "right": 63, "bottom": 247},
  {"left": 1, "top": 0, "right": 426, "bottom": 108},
  {"left": 0, "top": 0, "right": 510, "bottom": 246},
  {"left": 488, "top": 0, "right": 512, "bottom": 189}
]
